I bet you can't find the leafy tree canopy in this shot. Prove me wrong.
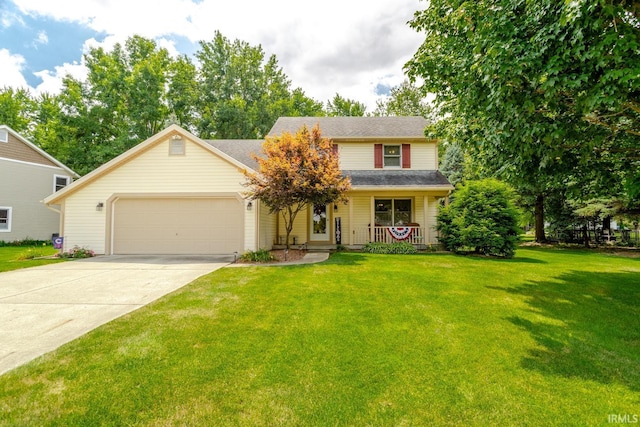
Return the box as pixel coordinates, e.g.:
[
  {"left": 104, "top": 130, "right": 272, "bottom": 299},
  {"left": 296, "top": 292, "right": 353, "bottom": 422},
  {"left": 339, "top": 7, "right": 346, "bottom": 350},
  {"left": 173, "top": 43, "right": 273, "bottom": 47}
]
[
  {"left": 244, "top": 125, "right": 351, "bottom": 248},
  {"left": 2, "top": 32, "right": 373, "bottom": 176},
  {"left": 326, "top": 93, "right": 366, "bottom": 117},
  {"left": 197, "top": 32, "right": 323, "bottom": 139},
  {"left": 406, "top": 0, "right": 640, "bottom": 241},
  {"left": 372, "top": 80, "right": 431, "bottom": 117},
  {"left": 0, "top": 87, "right": 34, "bottom": 133}
]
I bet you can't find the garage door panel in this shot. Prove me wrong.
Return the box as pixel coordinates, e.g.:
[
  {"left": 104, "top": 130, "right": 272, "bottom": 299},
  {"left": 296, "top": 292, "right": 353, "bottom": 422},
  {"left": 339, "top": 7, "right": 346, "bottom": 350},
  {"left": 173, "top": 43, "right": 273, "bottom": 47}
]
[{"left": 113, "top": 198, "right": 243, "bottom": 255}]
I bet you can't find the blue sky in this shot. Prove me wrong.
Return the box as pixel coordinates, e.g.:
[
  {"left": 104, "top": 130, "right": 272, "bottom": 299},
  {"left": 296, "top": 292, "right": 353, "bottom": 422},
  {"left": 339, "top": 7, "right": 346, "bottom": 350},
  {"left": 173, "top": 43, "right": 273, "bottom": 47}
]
[
  {"left": 1, "top": 1, "right": 103, "bottom": 88},
  {"left": 0, "top": 0, "right": 425, "bottom": 110}
]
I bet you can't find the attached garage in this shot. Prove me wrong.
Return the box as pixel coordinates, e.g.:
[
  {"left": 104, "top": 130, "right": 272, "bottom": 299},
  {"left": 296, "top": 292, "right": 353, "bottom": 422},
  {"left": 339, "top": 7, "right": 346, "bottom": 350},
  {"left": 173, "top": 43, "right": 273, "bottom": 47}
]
[
  {"left": 43, "top": 126, "right": 261, "bottom": 255},
  {"left": 112, "top": 197, "right": 244, "bottom": 255}
]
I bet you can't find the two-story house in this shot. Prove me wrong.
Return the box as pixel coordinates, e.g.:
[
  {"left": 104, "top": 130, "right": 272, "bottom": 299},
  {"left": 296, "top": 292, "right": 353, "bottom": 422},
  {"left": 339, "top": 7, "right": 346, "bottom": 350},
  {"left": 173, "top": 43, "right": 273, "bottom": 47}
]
[
  {"left": 0, "top": 125, "right": 78, "bottom": 242},
  {"left": 265, "top": 117, "right": 452, "bottom": 248},
  {"left": 44, "top": 117, "right": 452, "bottom": 255}
]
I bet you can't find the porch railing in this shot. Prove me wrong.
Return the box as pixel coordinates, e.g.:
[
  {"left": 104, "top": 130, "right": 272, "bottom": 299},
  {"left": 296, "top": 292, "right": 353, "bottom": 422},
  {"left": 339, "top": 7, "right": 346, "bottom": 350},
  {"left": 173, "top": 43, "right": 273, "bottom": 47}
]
[{"left": 353, "top": 226, "right": 426, "bottom": 246}]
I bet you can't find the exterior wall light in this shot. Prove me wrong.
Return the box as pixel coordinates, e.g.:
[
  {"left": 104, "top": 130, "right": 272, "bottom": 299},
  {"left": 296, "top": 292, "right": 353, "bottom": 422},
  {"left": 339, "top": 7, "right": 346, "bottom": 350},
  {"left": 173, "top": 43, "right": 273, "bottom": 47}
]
[
  {"left": 247, "top": 201, "right": 253, "bottom": 211},
  {"left": 96, "top": 202, "right": 104, "bottom": 212}
]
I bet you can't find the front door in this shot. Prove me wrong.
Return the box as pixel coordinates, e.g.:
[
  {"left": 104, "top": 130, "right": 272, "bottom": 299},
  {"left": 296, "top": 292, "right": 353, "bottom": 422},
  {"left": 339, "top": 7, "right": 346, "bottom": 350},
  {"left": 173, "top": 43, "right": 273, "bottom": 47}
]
[{"left": 310, "top": 204, "right": 330, "bottom": 241}]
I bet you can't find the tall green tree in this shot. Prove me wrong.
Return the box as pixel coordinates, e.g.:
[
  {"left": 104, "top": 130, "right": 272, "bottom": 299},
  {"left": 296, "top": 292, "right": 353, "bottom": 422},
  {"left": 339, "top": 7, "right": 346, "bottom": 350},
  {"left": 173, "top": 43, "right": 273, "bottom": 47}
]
[
  {"left": 54, "top": 36, "right": 188, "bottom": 174},
  {"left": 326, "top": 93, "right": 366, "bottom": 117},
  {"left": 373, "top": 80, "right": 431, "bottom": 117},
  {"left": 0, "top": 87, "right": 34, "bottom": 133},
  {"left": 439, "top": 143, "right": 467, "bottom": 187},
  {"left": 406, "top": 0, "right": 640, "bottom": 242},
  {"left": 166, "top": 55, "right": 199, "bottom": 133},
  {"left": 196, "top": 32, "right": 322, "bottom": 139}
]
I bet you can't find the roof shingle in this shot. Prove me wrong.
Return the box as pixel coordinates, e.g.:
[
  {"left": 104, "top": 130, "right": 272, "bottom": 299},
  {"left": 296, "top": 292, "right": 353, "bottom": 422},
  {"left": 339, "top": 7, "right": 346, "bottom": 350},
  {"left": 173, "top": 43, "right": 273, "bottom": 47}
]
[
  {"left": 205, "top": 139, "right": 263, "bottom": 170},
  {"left": 269, "top": 116, "right": 430, "bottom": 139},
  {"left": 344, "top": 170, "right": 451, "bottom": 187}
]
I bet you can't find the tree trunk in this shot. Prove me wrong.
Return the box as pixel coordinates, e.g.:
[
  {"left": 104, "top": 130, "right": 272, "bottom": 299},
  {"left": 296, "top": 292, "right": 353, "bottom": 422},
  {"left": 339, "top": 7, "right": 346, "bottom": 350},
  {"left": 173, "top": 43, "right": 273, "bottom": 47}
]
[
  {"left": 582, "top": 223, "right": 590, "bottom": 248},
  {"left": 534, "top": 194, "right": 546, "bottom": 243}
]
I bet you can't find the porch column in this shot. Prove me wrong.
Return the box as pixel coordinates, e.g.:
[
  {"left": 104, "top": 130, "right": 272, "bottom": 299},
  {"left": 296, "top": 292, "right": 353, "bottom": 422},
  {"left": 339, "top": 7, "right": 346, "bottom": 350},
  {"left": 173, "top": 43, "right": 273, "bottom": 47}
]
[
  {"left": 370, "top": 196, "right": 375, "bottom": 242},
  {"left": 348, "top": 196, "right": 353, "bottom": 245},
  {"left": 423, "top": 196, "right": 430, "bottom": 244}
]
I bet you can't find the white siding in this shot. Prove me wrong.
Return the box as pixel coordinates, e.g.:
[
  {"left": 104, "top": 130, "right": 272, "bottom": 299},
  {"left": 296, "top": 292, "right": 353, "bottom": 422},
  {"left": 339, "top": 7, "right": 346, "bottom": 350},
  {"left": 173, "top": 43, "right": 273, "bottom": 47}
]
[
  {"left": 337, "top": 141, "right": 438, "bottom": 170},
  {"left": 338, "top": 144, "right": 374, "bottom": 170},
  {"left": 62, "top": 138, "right": 253, "bottom": 254},
  {"left": 277, "top": 209, "right": 308, "bottom": 245},
  {"left": 257, "top": 201, "right": 276, "bottom": 250},
  {"left": 350, "top": 195, "right": 373, "bottom": 231},
  {"left": 411, "top": 142, "right": 438, "bottom": 170},
  {"left": 426, "top": 196, "right": 441, "bottom": 244}
]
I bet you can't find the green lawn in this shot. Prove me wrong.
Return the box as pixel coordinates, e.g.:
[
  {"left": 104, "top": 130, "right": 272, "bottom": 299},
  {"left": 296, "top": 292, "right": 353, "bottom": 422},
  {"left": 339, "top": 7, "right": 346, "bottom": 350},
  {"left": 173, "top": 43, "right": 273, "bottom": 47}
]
[
  {"left": 0, "top": 246, "right": 63, "bottom": 272},
  {"left": 1, "top": 248, "right": 638, "bottom": 426}
]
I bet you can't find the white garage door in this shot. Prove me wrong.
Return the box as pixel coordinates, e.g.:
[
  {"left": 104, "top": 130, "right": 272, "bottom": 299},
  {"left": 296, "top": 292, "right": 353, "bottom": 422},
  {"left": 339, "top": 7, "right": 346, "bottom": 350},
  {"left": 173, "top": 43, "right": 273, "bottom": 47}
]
[{"left": 113, "top": 197, "right": 243, "bottom": 255}]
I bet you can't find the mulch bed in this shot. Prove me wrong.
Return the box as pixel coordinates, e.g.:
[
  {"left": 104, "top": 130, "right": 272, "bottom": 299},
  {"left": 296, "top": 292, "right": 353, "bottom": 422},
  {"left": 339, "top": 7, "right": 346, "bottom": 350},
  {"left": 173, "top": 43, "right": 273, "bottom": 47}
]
[
  {"left": 270, "top": 249, "right": 307, "bottom": 262},
  {"left": 236, "top": 249, "right": 308, "bottom": 264}
]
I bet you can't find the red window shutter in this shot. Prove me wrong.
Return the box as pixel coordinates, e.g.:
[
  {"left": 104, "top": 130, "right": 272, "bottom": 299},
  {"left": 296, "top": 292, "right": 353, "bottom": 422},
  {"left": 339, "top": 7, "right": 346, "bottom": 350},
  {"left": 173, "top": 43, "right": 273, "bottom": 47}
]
[
  {"left": 332, "top": 144, "right": 339, "bottom": 155},
  {"left": 402, "top": 144, "right": 411, "bottom": 168},
  {"left": 374, "top": 144, "right": 383, "bottom": 168}
]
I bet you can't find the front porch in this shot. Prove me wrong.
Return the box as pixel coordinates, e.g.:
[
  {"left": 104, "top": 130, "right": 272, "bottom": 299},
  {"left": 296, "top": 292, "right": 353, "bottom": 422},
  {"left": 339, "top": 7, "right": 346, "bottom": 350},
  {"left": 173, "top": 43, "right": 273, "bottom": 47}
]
[
  {"left": 273, "top": 226, "right": 427, "bottom": 247},
  {"left": 271, "top": 192, "right": 448, "bottom": 250},
  {"left": 353, "top": 225, "right": 427, "bottom": 246}
]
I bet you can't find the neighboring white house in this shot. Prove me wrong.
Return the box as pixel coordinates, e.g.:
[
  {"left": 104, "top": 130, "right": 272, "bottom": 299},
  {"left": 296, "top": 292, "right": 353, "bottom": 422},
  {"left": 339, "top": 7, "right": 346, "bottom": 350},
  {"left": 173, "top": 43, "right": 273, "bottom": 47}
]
[
  {"left": 44, "top": 117, "right": 453, "bottom": 255},
  {"left": 0, "top": 125, "right": 78, "bottom": 242}
]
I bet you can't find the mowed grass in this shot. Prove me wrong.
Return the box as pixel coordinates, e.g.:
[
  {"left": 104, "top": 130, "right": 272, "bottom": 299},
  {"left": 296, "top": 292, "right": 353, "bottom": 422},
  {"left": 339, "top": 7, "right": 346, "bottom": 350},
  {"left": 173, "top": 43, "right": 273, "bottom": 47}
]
[
  {"left": 0, "top": 246, "right": 63, "bottom": 272},
  {"left": 0, "top": 248, "right": 639, "bottom": 426}
]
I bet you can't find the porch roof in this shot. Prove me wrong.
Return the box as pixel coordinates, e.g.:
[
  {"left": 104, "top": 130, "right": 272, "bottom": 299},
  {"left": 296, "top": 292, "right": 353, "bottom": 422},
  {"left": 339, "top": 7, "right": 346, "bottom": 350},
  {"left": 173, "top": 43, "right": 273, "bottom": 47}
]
[{"left": 344, "top": 170, "right": 453, "bottom": 189}]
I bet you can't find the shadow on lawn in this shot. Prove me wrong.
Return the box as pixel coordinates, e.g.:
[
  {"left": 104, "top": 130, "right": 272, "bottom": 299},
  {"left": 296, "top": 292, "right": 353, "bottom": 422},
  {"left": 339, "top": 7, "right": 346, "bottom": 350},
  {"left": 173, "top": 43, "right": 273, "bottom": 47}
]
[
  {"left": 491, "top": 270, "right": 640, "bottom": 391},
  {"left": 480, "top": 256, "right": 547, "bottom": 264}
]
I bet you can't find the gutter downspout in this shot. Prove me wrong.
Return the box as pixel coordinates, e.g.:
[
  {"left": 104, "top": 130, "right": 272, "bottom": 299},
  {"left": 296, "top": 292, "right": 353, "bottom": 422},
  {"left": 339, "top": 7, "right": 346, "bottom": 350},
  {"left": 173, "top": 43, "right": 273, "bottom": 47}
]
[{"left": 43, "top": 200, "right": 64, "bottom": 249}]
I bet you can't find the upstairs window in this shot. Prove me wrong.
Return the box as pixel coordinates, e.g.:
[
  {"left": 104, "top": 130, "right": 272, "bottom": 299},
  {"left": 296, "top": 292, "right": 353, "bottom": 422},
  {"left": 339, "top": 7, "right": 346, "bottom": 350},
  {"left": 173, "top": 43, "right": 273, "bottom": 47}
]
[
  {"left": 384, "top": 145, "right": 401, "bottom": 167},
  {"left": 0, "top": 129, "right": 8, "bottom": 143},
  {"left": 375, "top": 144, "right": 411, "bottom": 168},
  {"left": 54, "top": 175, "right": 70, "bottom": 192}
]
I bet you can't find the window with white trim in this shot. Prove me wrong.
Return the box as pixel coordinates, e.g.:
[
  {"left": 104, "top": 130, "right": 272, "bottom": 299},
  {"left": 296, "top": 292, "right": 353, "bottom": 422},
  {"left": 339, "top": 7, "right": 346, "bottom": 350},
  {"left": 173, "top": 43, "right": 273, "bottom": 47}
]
[
  {"left": 54, "top": 175, "right": 70, "bottom": 192},
  {"left": 0, "top": 129, "right": 8, "bottom": 143},
  {"left": 0, "top": 207, "right": 12, "bottom": 232},
  {"left": 374, "top": 199, "right": 412, "bottom": 226},
  {"left": 383, "top": 145, "right": 401, "bottom": 167}
]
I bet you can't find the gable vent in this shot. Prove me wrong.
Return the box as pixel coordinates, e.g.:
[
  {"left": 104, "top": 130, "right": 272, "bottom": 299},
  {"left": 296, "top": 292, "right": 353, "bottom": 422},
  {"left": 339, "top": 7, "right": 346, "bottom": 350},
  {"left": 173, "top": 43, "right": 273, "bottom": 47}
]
[{"left": 169, "top": 136, "right": 185, "bottom": 155}]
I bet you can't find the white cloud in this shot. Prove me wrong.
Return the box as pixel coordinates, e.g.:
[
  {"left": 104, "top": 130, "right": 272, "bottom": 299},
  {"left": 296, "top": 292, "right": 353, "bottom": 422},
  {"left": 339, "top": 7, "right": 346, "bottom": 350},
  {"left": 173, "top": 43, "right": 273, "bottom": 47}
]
[
  {"left": 34, "top": 30, "right": 48, "bottom": 46},
  {"left": 156, "top": 38, "right": 181, "bottom": 58},
  {"left": 0, "top": 49, "right": 30, "bottom": 89},
  {"left": 33, "top": 61, "right": 88, "bottom": 95},
  {"left": 0, "top": 6, "right": 25, "bottom": 28},
  {"left": 9, "top": 0, "right": 426, "bottom": 111}
]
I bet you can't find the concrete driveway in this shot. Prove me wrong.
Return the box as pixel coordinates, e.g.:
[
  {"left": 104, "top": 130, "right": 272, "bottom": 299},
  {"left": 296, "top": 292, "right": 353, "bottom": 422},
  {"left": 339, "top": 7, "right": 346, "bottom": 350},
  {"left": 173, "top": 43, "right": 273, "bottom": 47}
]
[{"left": 0, "top": 255, "right": 232, "bottom": 375}]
